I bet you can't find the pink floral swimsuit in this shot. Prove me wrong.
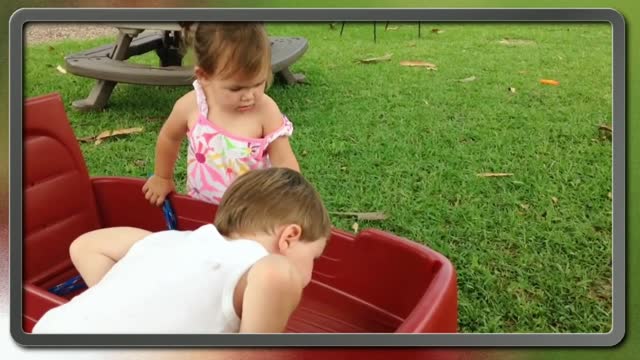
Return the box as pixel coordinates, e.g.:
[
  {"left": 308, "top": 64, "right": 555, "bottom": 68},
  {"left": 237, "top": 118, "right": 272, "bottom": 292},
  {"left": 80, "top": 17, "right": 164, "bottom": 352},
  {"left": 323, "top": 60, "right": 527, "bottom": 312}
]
[{"left": 186, "top": 80, "right": 294, "bottom": 204}]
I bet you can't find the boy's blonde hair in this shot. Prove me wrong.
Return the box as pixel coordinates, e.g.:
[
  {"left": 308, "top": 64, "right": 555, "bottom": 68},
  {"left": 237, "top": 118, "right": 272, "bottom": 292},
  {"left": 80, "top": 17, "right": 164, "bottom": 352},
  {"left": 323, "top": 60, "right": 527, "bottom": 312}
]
[
  {"left": 214, "top": 168, "right": 332, "bottom": 242},
  {"left": 181, "top": 22, "right": 273, "bottom": 86}
]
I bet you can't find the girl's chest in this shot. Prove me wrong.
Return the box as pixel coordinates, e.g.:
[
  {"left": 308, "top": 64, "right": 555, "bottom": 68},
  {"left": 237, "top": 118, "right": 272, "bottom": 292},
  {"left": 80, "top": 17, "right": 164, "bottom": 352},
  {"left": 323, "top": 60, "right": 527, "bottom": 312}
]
[
  {"left": 215, "top": 117, "right": 263, "bottom": 140},
  {"left": 188, "top": 108, "right": 263, "bottom": 139},
  {"left": 188, "top": 119, "right": 269, "bottom": 161}
]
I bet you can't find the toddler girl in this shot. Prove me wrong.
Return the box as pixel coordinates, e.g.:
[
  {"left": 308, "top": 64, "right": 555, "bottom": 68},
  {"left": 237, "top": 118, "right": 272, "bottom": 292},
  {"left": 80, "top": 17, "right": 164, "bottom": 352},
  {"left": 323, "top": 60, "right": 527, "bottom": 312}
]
[{"left": 143, "top": 22, "right": 300, "bottom": 206}]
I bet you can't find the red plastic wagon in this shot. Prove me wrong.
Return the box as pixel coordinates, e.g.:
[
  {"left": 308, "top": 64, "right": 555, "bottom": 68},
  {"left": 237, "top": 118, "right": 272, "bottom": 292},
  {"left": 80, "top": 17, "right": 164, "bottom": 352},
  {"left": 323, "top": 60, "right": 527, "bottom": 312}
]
[{"left": 22, "top": 93, "right": 458, "bottom": 333}]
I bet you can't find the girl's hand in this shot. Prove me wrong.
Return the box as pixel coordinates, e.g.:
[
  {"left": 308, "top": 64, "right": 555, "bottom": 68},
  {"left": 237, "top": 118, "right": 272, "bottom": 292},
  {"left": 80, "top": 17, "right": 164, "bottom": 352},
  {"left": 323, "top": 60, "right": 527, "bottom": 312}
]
[{"left": 142, "top": 175, "right": 176, "bottom": 206}]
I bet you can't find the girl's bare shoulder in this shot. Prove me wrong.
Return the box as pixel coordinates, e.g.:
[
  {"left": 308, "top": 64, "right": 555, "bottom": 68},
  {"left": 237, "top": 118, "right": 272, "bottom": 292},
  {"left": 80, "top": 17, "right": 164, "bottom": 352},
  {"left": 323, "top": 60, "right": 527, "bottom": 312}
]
[{"left": 173, "top": 90, "right": 198, "bottom": 113}]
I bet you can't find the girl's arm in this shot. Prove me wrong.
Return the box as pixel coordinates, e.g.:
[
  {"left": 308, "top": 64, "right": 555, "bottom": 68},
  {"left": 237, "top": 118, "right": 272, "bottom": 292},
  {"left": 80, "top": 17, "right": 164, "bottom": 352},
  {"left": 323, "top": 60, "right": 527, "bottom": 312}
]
[
  {"left": 266, "top": 137, "right": 300, "bottom": 172},
  {"left": 142, "top": 93, "right": 192, "bottom": 206},
  {"left": 261, "top": 97, "right": 300, "bottom": 172},
  {"left": 69, "top": 227, "right": 152, "bottom": 287}
]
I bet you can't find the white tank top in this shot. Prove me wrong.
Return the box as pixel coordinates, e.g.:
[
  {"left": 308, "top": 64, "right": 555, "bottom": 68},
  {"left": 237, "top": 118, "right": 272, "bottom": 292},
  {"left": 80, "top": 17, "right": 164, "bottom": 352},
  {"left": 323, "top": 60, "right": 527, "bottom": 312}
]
[{"left": 32, "top": 224, "right": 268, "bottom": 334}]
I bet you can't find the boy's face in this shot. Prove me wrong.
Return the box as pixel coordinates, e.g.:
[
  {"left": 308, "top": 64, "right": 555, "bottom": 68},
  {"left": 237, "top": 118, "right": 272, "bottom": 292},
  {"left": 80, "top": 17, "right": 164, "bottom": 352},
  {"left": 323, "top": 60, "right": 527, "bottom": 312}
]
[
  {"left": 197, "top": 67, "right": 268, "bottom": 114},
  {"left": 284, "top": 237, "right": 328, "bottom": 288}
]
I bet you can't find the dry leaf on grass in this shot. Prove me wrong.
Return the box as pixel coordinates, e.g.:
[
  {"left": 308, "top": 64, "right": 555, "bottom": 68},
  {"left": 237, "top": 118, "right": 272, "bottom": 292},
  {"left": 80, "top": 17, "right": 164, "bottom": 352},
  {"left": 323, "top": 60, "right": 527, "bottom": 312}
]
[
  {"left": 95, "top": 127, "right": 144, "bottom": 145},
  {"left": 499, "top": 38, "right": 536, "bottom": 46},
  {"left": 352, "top": 222, "right": 360, "bottom": 233},
  {"left": 133, "top": 160, "right": 146, "bottom": 168},
  {"left": 477, "top": 172, "right": 514, "bottom": 178},
  {"left": 357, "top": 53, "right": 393, "bottom": 64},
  {"left": 598, "top": 124, "right": 612, "bottom": 133},
  {"left": 608, "top": 192, "right": 612, "bottom": 200},
  {"left": 329, "top": 211, "right": 388, "bottom": 221},
  {"left": 520, "top": 203, "right": 530, "bottom": 210},
  {"left": 77, "top": 127, "right": 144, "bottom": 145},
  {"left": 56, "top": 65, "right": 67, "bottom": 74},
  {"left": 459, "top": 76, "right": 477, "bottom": 83},
  {"left": 540, "top": 79, "right": 560, "bottom": 86},
  {"left": 598, "top": 124, "right": 612, "bottom": 141},
  {"left": 431, "top": 28, "right": 445, "bottom": 34},
  {"left": 552, "top": 196, "right": 559, "bottom": 205},
  {"left": 400, "top": 60, "right": 437, "bottom": 70},
  {"left": 77, "top": 136, "right": 96, "bottom": 143}
]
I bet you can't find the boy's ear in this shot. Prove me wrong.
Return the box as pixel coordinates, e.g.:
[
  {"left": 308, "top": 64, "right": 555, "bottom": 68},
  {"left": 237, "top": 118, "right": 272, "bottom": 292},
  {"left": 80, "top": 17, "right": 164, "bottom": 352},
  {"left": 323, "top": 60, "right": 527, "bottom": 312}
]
[{"left": 277, "top": 224, "right": 302, "bottom": 253}]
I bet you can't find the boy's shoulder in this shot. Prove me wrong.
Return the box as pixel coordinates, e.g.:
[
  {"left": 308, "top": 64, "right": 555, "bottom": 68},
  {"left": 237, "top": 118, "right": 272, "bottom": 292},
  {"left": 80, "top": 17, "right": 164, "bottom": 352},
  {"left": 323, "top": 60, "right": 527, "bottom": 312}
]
[{"left": 247, "top": 254, "right": 303, "bottom": 295}]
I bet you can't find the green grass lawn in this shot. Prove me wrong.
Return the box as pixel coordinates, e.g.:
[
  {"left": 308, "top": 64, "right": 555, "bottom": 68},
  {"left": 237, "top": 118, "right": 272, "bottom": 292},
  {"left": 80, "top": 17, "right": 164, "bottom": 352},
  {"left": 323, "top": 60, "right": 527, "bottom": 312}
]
[{"left": 24, "top": 23, "right": 613, "bottom": 333}]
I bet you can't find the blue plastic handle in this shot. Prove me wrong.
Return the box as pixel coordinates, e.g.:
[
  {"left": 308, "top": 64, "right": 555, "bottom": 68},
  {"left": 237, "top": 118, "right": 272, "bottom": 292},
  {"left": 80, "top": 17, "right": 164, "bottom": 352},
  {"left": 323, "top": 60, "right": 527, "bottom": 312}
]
[
  {"left": 148, "top": 174, "right": 178, "bottom": 230},
  {"left": 48, "top": 274, "right": 86, "bottom": 296},
  {"left": 162, "top": 198, "right": 178, "bottom": 230}
]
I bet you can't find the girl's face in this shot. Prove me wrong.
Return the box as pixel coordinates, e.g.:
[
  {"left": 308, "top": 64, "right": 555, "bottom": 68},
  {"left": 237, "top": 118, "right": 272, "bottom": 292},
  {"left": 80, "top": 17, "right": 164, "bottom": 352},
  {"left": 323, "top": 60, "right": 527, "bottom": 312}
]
[{"left": 198, "top": 67, "right": 269, "bottom": 114}]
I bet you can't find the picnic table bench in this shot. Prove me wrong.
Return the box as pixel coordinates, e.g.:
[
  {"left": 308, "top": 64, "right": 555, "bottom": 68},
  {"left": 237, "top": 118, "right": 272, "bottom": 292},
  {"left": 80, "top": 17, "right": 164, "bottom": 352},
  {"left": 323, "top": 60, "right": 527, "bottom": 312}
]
[{"left": 64, "top": 23, "right": 308, "bottom": 111}]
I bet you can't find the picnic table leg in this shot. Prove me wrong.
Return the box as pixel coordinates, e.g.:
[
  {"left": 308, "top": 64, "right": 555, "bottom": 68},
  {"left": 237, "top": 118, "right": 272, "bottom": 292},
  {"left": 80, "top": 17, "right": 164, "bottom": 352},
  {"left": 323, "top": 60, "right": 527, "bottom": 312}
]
[
  {"left": 276, "top": 67, "right": 306, "bottom": 85},
  {"left": 156, "top": 30, "right": 184, "bottom": 67},
  {"left": 71, "top": 30, "right": 136, "bottom": 112}
]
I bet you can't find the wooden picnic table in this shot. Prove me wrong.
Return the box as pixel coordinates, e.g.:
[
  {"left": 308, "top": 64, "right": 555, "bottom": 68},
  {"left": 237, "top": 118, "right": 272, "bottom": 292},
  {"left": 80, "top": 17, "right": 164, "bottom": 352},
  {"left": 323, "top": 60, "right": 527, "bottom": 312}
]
[{"left": 64, "top": 23, "right": 308, "bottom": 112}]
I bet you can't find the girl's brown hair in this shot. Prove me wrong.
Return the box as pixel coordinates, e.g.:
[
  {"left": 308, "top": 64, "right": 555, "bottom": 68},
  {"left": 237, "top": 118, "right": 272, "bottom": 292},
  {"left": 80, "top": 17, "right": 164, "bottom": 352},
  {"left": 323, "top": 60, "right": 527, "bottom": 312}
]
[
  {"left": 180, "top": 22, "right": 272, "bottom": 84},
  {"left": 214, "top": 168, "right": 332, "bottom": 242}
]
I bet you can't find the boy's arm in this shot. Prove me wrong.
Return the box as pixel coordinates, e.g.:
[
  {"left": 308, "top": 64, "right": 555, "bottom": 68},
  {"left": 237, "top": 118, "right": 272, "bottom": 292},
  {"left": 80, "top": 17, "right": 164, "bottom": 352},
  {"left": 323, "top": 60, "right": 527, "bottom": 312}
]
[
  {"left": 239, "top": 256, "right": 303, "bottom": 333},
  {"left": 69, "top": 227, "right": 152, "bottom": 287}
]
